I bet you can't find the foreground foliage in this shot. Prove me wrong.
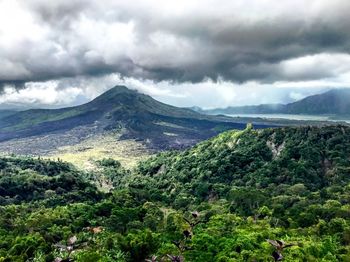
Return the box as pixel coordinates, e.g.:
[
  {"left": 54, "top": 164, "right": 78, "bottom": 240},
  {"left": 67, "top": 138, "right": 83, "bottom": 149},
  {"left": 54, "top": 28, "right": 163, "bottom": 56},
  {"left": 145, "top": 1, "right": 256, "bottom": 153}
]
[{"left": 1, "top": 125, "right": 350, "bottom": 261}]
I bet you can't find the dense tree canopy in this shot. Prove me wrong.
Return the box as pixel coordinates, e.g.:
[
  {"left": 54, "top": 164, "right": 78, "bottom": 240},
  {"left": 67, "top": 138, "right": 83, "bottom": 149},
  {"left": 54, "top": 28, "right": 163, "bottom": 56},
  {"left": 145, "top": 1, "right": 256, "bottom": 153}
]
[{"left": 0, "top": 125, "right": 350, "bottom": 261}]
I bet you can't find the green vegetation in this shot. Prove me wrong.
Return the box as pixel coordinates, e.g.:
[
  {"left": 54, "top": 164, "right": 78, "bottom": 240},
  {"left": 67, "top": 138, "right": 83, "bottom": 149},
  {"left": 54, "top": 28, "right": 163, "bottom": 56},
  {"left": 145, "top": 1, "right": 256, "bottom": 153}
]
[
  {"left": 0, "top": 157, "right": 101, "bottom": 205},
  {"left": 1, "top": 125, "right": 350, "bottom": 261}
]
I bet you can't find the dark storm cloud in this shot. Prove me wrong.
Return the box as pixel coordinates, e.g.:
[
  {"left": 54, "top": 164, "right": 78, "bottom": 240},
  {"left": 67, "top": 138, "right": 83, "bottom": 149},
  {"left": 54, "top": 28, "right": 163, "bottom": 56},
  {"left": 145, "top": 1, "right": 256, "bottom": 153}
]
[
  {"left": 27, "top": 0, "right": 89, "bottom": 24},
  {"left": 1, "top": 0, "right": 350, "bottom": 88},
  {"left": 0, "top": 81, "right": 26, "bottom": 93}
]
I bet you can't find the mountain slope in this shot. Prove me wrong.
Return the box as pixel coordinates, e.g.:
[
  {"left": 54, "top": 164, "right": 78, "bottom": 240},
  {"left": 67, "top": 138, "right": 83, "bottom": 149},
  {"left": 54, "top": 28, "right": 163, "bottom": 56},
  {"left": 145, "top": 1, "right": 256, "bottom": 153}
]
[
  {"left": 285, "top": 89, "right": 350, "bottom": 114},
  {"left": 205, "top": 89, "right": 350, "bottom": 116},
  {"left": 0, "top": 110, "right": 17, "bottom": 119},
  {"left": 129, "top": 124, "right": 350, "bottom": 201},
  {"left": 0, "top": 86, "right": 271, "bottom": 156}
]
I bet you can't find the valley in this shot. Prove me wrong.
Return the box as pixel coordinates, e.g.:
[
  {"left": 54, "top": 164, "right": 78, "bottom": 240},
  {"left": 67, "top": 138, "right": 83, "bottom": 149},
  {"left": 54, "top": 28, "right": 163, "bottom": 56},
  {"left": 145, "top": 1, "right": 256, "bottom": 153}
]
[
  {"left": 0, "top": 124, "right": 349, "bottom": 261},
  {"left": 0, "top": 86, "right": 274, "bottom": 168},
  {"left": 0, "top": 87, "right": 350, "bottom": 262},
  {"left": 1, "top": 1, "right": 350, "bottom": 261}
]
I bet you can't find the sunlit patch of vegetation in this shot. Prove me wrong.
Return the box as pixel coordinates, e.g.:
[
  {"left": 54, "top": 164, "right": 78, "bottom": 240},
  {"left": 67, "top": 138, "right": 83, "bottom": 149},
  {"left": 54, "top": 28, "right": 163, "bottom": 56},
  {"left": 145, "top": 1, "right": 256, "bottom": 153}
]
[{"left": 51, "top": 132, "right": 151, "bottom": 170}]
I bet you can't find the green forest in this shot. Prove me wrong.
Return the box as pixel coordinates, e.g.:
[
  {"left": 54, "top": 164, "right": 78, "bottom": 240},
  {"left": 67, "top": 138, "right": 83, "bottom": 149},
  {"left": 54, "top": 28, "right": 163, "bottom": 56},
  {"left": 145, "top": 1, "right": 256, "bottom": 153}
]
[{"left": 1, "top": 125, "right": 350, "bottom": 261}]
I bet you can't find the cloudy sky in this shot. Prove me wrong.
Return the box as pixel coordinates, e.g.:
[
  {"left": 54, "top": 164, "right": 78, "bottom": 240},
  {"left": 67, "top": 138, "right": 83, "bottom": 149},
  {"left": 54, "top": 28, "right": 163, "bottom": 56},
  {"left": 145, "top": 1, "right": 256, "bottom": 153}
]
[{"left": 0, "top": 0, "right": 350, "bottom": 109}]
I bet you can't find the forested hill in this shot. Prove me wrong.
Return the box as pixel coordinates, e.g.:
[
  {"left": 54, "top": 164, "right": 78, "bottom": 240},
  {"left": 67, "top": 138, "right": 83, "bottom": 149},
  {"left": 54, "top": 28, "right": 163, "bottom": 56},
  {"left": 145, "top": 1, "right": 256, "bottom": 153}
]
[
  {"left": 1, "top": 125, "right": 350, "bottom": 261},
  {"left": 132, "top": 124, "right": 350, "bottom": 202},
  {"left": 205, "top": 89, "right": 350, "bottom": 116},
  {"left": 0, "top": 157, "right": 101, "bottom": 205}
]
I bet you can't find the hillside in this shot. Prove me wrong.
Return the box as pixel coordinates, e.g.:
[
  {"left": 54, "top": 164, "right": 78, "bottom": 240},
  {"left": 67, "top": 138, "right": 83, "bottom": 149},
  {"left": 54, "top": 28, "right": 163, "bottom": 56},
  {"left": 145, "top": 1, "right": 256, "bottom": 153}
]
[
  {"left": 1, "top": 125, "right": 350, "bottom": 261},
  {"left": 205, "top": 89, "right": 350, "bottom": 117},
  {"left": 0, "top": 86, "right": 270, "bottom": 160},
  {"left": 0, "top": 110, "right": 17, "bottom": 119},
  {"left": 0, "top": 157, "right": 101, "bottom": 204},
  {"left": 285, "top": 89, "right": 350, "bottom": 115},
  {"left": 130, "top": 124, "right": 350, "bottom": 202}
]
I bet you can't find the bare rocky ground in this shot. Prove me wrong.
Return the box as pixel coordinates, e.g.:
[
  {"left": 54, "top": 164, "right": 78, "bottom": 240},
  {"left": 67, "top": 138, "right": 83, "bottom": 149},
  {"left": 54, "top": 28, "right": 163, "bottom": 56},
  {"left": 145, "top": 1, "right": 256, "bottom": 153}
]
[
  {"left": 51, "top": 131, "right": 151, "bottom": 170},
  {"left": 0, "top": 87, "right": 275, "bottom": 169},
  {"left": 0, "top": 124, "right": 103, "bottom": 156},
  {"left": 0, "top": 125, "right": 151, "bottom": 169}
]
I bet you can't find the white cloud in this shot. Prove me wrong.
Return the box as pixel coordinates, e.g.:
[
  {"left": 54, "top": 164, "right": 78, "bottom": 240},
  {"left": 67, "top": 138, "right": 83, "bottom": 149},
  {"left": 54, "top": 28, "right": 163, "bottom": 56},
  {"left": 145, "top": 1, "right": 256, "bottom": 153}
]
[
  {"left": 0, "top": 75, "right": 337, "bottom": 109},
  {"left": 279, "top": 53, "right": 350, "bottom": 80},
  {"left": 0, "top": 59, "right": 31, "bottom": 80},
  {"left": 289, "top": 92, "right": 306, "bottom": 101},
  {"left": 0, "top": 0, "right": 350, "bottom": 109},
  {"left": 0, "top": 82, "right": 82, "bottom": 107},
  {"left": 1, "top": 0, "right": 350, "bottom": 83}
]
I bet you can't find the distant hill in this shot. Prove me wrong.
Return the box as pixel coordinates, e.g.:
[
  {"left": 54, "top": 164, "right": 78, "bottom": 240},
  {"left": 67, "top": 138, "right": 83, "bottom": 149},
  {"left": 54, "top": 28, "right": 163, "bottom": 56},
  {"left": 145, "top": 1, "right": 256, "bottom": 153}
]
[
  {"left": 204, "top": 89, "right": 350, "bottom": 116},
  {"left": 285, "top": 89, "right": 350, "bottom": 115},
  {"left": 129, "top": 124, "right": 350, "bottom": 205},
  {"left": 0, "top": 86, "right": 271, "bottom": 156},
  {"left": 0, "top": 110, "right": 17, "bottom": 119}
]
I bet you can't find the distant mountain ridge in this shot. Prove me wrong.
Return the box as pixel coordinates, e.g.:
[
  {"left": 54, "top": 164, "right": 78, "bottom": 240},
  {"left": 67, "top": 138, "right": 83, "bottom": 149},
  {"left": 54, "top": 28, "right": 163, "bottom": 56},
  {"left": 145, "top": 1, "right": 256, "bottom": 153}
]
[
  {"left": 0, "top": 86, "right": 271, "bottom": 156},
  {"left": 204, "top": 89, "right": 350, "bottom": 116},
  {"left": 0, "top": 110, "right": 17, "bottom": 120}
]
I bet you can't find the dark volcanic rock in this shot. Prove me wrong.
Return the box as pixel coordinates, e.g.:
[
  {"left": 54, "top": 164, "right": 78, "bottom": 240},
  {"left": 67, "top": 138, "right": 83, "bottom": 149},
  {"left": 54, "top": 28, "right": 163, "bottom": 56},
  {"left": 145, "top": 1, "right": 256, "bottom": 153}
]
[{"left": 0, "top": 86, "right": 273, "bottom": 153}]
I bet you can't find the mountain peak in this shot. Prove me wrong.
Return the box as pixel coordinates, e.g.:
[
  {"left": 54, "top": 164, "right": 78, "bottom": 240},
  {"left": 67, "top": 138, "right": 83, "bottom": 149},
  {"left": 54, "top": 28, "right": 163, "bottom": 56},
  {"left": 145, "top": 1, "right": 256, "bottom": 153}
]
[
  {"left": 88, "top": 86, "right": 141, "bottom": 106},
  {"left": 0, "top": 84, "right": 257, "bottom": 153},
  {"left": 109, "top": 85, "right": 135, "bottom": 93},
  {"left": 101, "top": 85, "right": 137, "bottom": 97}
]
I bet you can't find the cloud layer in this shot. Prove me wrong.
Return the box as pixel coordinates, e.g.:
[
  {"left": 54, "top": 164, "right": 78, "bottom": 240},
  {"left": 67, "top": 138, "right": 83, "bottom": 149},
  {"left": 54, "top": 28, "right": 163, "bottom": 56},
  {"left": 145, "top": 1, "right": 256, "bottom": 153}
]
[{"left": 0, "top": 0, "right": 350, "bottom": 108}]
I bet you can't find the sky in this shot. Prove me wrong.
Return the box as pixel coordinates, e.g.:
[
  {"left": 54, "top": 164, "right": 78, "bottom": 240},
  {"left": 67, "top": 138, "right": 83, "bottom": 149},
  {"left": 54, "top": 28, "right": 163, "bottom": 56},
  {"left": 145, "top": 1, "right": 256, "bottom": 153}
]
[{"left": 0, "top": 0, "right": 350, "bottom": 109}]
